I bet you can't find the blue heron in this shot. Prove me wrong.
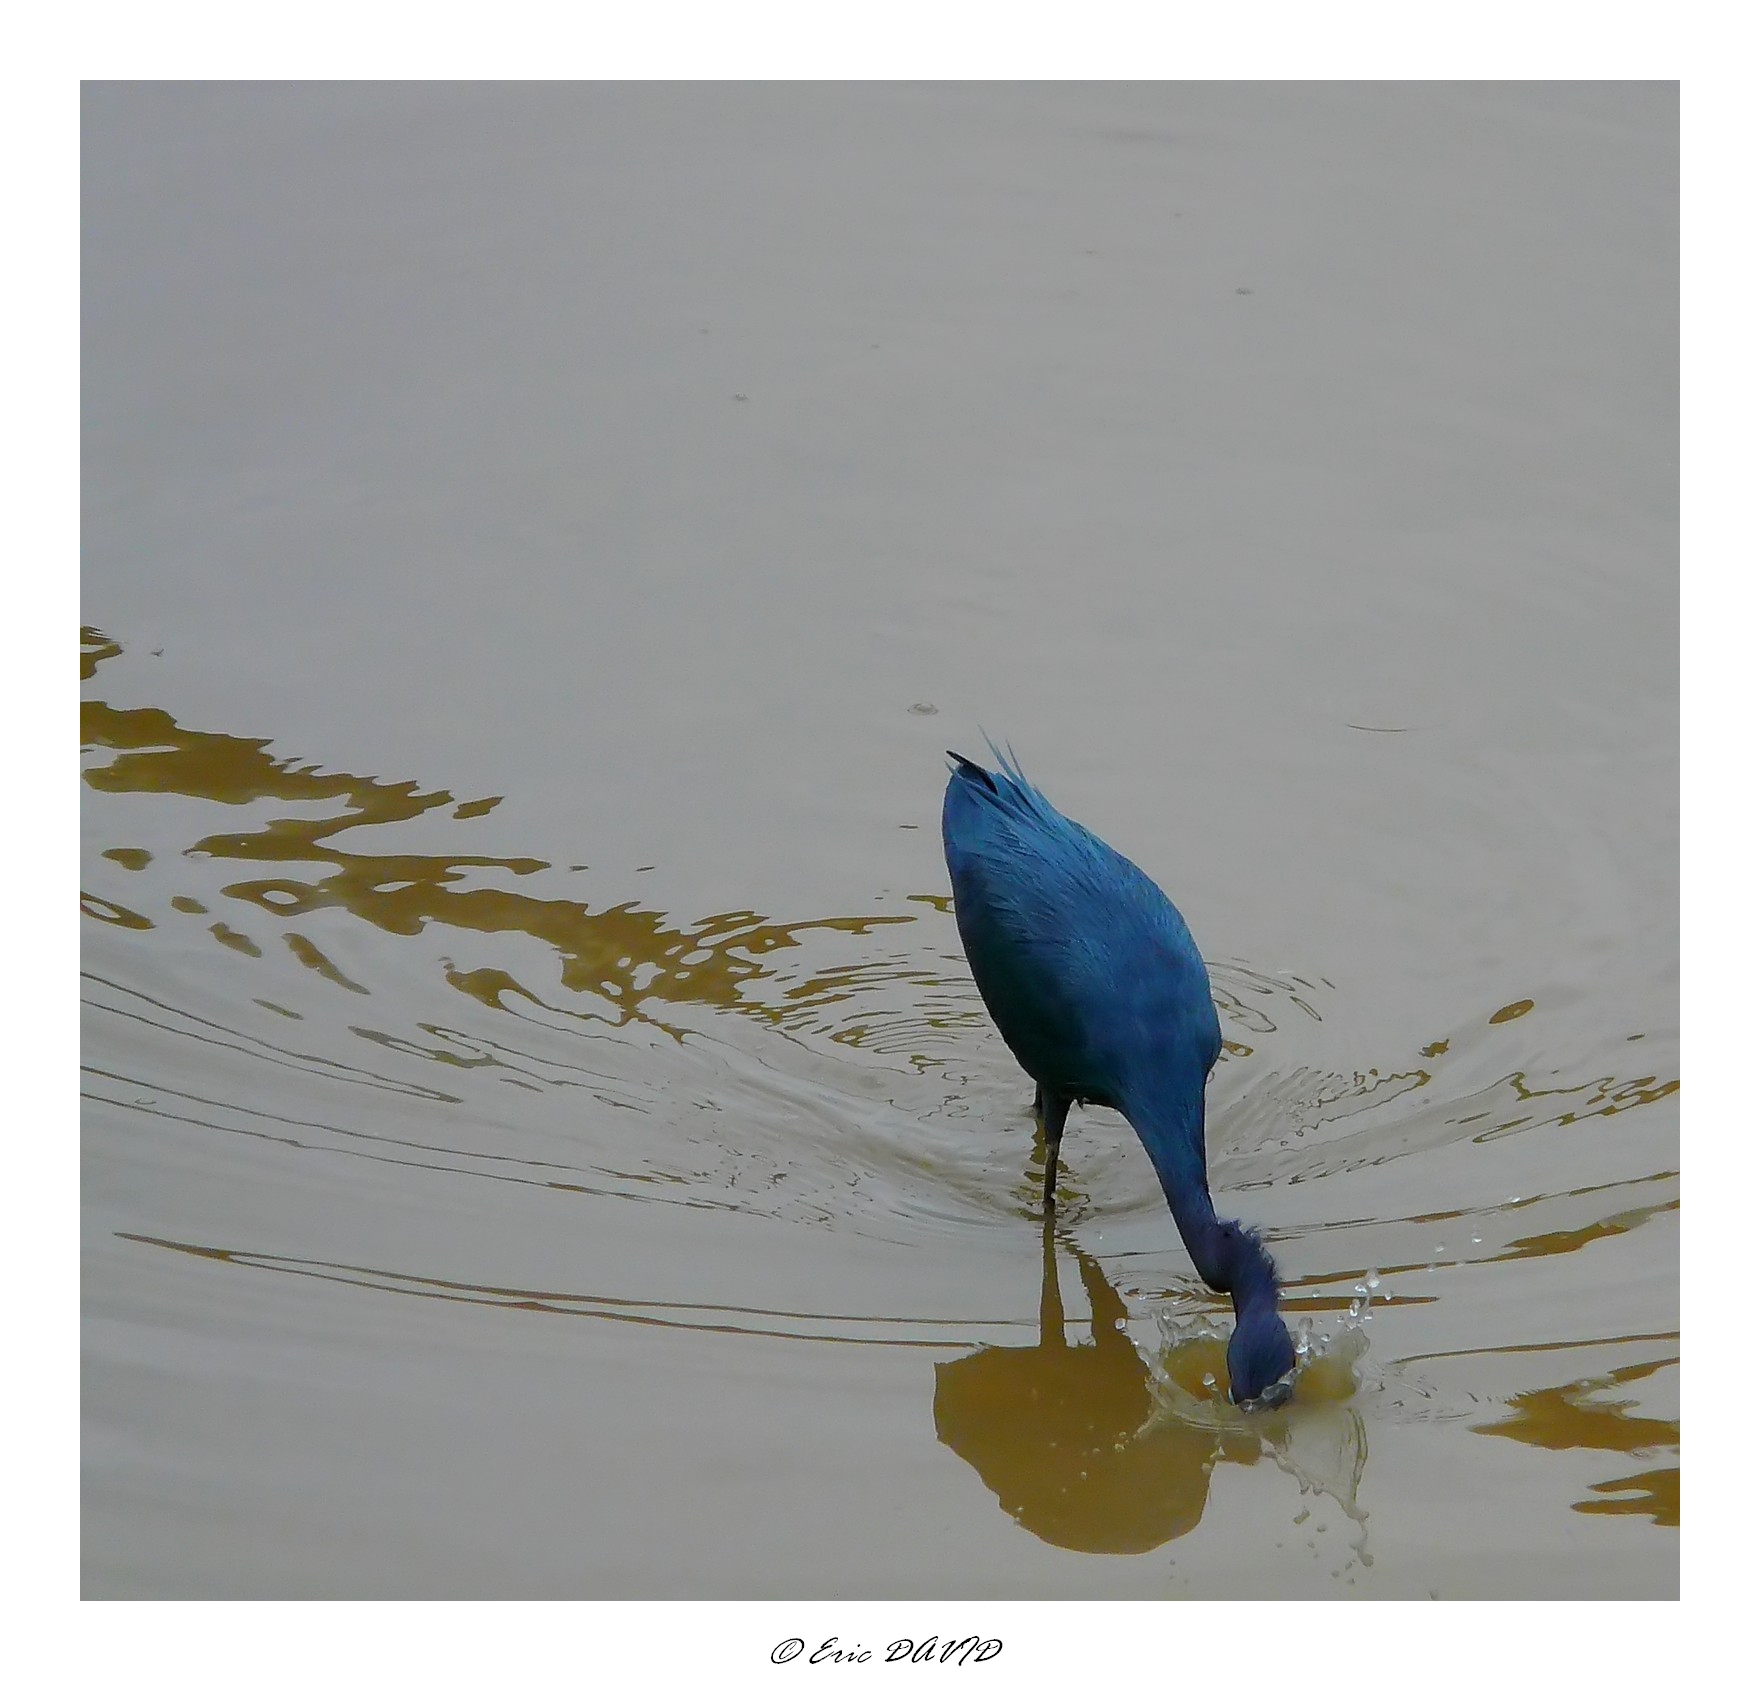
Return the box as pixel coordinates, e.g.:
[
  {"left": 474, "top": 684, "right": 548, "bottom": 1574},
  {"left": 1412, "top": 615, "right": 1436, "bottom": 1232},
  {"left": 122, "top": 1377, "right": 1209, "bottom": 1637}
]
[{"left": 942, "top": 748, "right": 1296, "bottom": 1408}]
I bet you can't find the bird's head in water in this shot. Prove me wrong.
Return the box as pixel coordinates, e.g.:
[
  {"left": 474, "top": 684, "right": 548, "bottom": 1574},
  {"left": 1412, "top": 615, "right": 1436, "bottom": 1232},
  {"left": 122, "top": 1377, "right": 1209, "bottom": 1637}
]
[
  {"left": 1228, "top": 1309, "right": 1297, "bottom": 1410},
  {"left": 1207, "top": 1221, "right": 1297, "bottom": 1409}
]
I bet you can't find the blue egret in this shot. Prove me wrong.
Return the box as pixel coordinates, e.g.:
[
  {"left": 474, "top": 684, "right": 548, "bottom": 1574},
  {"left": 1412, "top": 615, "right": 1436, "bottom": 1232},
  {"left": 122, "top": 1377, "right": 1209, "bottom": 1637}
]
[{"left": 942, "top": 748, "right": 1296, "bottom": 1409}]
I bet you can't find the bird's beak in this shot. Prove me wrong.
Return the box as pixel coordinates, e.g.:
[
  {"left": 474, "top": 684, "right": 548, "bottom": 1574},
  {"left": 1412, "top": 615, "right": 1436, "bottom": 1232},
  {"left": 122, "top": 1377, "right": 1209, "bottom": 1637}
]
[{"left": 1236, "top": 1374, "right": 1295, "bottom": 1413}]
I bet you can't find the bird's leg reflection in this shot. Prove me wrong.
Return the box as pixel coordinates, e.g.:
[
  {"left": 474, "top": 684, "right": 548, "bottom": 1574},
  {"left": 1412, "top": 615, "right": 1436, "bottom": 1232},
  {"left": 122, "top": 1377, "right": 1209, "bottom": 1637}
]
[
  {"left": 934, "top": 1228, "right": 1375, "bottom": 1558},
  {"left": 1037, "top": 1214, "right": 1066, "bottom": 1345},
  {"left": 933, "top": 1227, "right": 1223, "bottom": 1553},
  {"left": 1033, "top": 1085, "right": 1072, "bottom": 1209}
]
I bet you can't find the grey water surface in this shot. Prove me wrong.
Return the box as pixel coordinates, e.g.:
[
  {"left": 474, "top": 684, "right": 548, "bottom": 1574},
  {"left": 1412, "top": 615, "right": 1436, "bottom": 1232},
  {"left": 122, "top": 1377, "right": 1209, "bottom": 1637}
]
[{"left": 82, "top": 81, "right": 1677, "bottom": 1597}]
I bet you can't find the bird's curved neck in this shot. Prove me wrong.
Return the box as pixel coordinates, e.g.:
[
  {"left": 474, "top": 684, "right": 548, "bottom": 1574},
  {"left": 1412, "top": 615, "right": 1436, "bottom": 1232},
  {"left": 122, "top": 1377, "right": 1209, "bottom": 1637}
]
[
  {"left": 1129, "top": 1088, "right": 1281, "bottom": 1322},
  {"left": 1173, "top": 1190, "right": 1283, "bottom": 1322}
]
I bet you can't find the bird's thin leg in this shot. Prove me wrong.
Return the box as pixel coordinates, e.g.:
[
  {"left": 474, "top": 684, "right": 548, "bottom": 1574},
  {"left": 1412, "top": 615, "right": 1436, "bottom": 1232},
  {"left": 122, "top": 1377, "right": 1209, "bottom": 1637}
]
[{"left": 1036, "top": 1086, "right": 1072, "bottom": 1210}]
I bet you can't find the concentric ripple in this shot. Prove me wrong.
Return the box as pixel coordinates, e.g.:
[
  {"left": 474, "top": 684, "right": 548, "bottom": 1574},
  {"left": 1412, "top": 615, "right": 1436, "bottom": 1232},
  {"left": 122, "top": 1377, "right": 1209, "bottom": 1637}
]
[{"left": 83, "top": 627, "right": 1679, "bottom": 1562}]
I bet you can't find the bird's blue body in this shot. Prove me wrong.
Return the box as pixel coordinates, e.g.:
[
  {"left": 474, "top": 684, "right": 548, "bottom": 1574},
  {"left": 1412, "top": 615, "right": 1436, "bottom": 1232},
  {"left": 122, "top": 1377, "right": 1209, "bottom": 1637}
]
[{"left": 942, "top": 748, "right": 1296, "bottom": 1408}]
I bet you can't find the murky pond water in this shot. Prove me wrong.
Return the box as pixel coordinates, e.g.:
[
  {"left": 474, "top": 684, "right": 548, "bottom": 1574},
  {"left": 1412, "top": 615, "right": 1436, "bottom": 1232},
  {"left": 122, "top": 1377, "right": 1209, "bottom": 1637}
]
[{"left": 82, "top": 82, "right": 1677, "bottom": 1598}]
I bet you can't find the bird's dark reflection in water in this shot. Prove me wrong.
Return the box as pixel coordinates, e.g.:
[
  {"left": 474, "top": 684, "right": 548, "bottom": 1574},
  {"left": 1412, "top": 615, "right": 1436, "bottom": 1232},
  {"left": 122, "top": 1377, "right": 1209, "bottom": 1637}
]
[
  {"left": 934, "top": 1225, "right": 1372, "bottom": 1556},
  {"left": 933, "top": 1224, "right": 1228, "bottom": 1553}
]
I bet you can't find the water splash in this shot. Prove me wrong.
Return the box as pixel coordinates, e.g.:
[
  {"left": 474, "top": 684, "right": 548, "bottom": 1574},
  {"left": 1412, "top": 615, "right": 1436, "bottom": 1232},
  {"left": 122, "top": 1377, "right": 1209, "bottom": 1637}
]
[
  {"left": 1140, "top": 1284, "right": 1378, "bottom": 1568},
  {"left": 1144, "top": 1296, "right": 1372, "bottom": 1426}
]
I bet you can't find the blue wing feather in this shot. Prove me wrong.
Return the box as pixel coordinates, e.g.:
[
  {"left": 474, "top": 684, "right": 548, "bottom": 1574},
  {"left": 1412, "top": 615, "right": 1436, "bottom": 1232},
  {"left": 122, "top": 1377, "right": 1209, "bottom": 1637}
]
[{"left": 941, "top": 751, "right": 1221, "bottom": 1130}]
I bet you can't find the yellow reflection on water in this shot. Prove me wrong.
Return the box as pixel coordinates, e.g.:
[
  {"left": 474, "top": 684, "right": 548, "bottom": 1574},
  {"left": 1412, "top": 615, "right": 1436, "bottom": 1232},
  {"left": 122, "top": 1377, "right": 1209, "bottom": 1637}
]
[
  {"left": 1575, "top": 1469, "right": 1677, "bottom": 1527},
  {"left": 1471, "top": 1354, "right": 1678, "bottom": 1528},
  {"left": 1473, "top": 1357, "right": 1677, "bottom": 1446},
  {"left": 82, "top": 626, "right": 919, "bottom": 1033}
]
